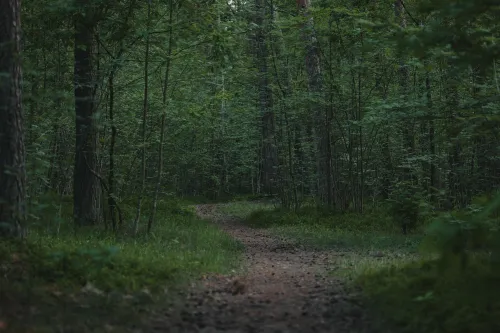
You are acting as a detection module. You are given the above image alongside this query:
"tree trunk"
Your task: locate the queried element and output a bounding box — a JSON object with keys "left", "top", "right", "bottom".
{"left": 0, "top": 0, "right": 26, "bottom": 238}
{"left": 149, "top": 0, "right": 174, "bottom": 233}
{"left": 106, "top": 0, "right": 136, "bottom": 231}
{"left": 426, "top": 70, "right": 438, "bottom": 203}
{"left": 298, "top": 1, "right": 331, "bottom": 206}
{"left": 446, "top": 70, "right": 466, "bottom": 207}
{"left": 394, "top": 0, "right": 415, "bottom": 182}
{"left": 255, "top": 0, "right": 277, "bottom": 195}
{"left": 108, "top": 71, "right": 117, "bottom": 230}
{"left": 134, "top": 0, "right": 151, "bottom": 234}
{"left": 74, "top": 2, "right": 101, "bottom": 226}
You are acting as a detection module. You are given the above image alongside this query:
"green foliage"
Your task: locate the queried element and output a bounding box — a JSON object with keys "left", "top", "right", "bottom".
{"left": 12, "top": 0, "right": 500, "bottom": 329}
{"left": 388, "top": 182, "right": 422, "bottom": 234}
{"left": 355, "top": 194, "right": 500, "bottom": 333}
{"left": 399, "top": 0, "right": 500, "bottom": 68}
{"left": 358, "top": 259, "right": 500, "bottom": 333}
{"left": 423, "top": 192, "right": 500, "bottom": 271}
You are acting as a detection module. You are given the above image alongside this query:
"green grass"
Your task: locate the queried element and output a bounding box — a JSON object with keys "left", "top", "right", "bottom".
{"left": 234, "top": 204, "right": 423, "bottom": 253}
{"left": 218, "top": 200, "right": 276, "bottom": 219}
{"left": 227, "top": 201, "right": 500, "bottom": 333}
{"left": 0, "top": 195, "right": 243, "bottom": 332}
{"left": 272, "top": 224, "right": 422, "bottom": 252}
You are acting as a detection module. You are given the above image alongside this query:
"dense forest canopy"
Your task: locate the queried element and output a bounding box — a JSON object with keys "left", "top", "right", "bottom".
{"left": 11, "top": 0, "right": 498, "bottom": 222}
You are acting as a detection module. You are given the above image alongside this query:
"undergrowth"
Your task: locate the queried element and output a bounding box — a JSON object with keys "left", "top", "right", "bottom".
{"left": 358, "top": 258, "right": 500, "bottom": 333}
{"left": 218, "top": 200, "right": 276, "bottom": 219}
{"left": 228, "top": 198, "right": 500, "bottom": 333}
{"left": 239, "top": 204, "right": 423, "bottom": 252}
{"left": 0, "top": 195, "right": 243, "bottom": 332}
{"left": 357, "top": 194, "right": 500, "bottom": 333}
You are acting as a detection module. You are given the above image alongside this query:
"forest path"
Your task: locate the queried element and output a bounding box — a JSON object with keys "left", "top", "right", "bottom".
{"left": 152, "top": 204, "right": 371, "bottom": 333}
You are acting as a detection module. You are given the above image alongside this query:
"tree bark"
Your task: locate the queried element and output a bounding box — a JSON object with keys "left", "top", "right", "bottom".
{"left": 74, "top": 2, "right": 101, "bottom": 226}
{"left": 0, "top": 0, "right": 26, "bottom": 239}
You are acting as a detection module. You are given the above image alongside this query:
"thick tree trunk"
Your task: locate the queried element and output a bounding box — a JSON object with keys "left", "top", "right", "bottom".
{"left": 0, "top": 0, "right": 26, "bottom": 238}
{"left": 74, "top": 3, "right": 101, "bottom": 226}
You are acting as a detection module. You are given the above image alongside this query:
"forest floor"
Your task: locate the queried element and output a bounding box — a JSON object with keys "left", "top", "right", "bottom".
{"left": 3, "top": 201, "right": 497, "bottom": 332}
{"left": 150, "top": 204, "right": 372, "bottom": 333}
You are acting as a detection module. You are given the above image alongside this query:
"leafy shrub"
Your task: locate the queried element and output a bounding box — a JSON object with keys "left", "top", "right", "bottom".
{"left": 387, "top": 182, "right": 422, "bottom": 235}
{"left": 423, "top": 193, "right": 500, "bottom": 271}
{"left": 358, "top": 258, "right": 500, "bottom": 333}
{"left": 358, "top": 192, "right": 500, "bottom": 333}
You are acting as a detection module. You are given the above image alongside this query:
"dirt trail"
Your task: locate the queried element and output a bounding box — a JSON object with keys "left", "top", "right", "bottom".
{"left": 152, "top": 204, "right": 371, "bottom": 333}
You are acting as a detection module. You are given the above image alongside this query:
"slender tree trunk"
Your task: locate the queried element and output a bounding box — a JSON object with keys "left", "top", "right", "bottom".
{"left": 149, "top": 0, "right": 174, "bottom": 233}
{"left": 394, "top": 0, "right": 414, "bottom": 182}
{"left": 255, "top": 0, "right": 277, "bottom": 195}
{"left": 48, "top": 41, "right": 71, "bottom": 196}
{"left": 134, "top": 0, "right": 151, "bottom": 234}
{"left": 377, "top": 58, "right": 392, "bottom": 200}
{"left": 298, "top": 1, "right": 330, "bottom": 206}
{"left": 381, "top": 133, "right": 392, "bottom": 199}
{"left": 108, "top": 71, "right": 117, "bottom": 230}
{"left": 357, "top": 59, "right": 364, "bottom": 213}
{"left": 268, "top": 2, "right": 298, "bottom": 208}
{"left": 446, "top": 70, "right": 466, "bottom": 207}
{"left": 0, "top": 0, "right": 26, "bottom": 238}
{"left": 103, "top": 0, "right": 136, "bottom": 231}
{"left": 74, "top": 1, "right": 100, "bottom": 227}
{"left": 425, "top": 69, "right": 437, "bottom": 203}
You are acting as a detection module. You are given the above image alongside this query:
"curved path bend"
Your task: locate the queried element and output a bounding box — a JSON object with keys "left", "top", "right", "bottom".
{"left": 151, "top": 204, "right": 372, "bottom": 333}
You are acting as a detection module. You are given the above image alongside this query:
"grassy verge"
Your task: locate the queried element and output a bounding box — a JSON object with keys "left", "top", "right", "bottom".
{"left": 227, "top": 201, "right": 500, "bottom": 333}
{"left": 233, "top": 203, "right": 422, "bottom": 253}
{"left": 217, "top": 200, "right": 276, "bottom": 219}
{"left": 0, "top": 196, "right": 242, "bottom": 332}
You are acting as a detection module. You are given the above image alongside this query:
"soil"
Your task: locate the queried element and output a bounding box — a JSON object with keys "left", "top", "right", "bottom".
{"left": 150, "top": 204, "right": 373, "bottom": 333}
